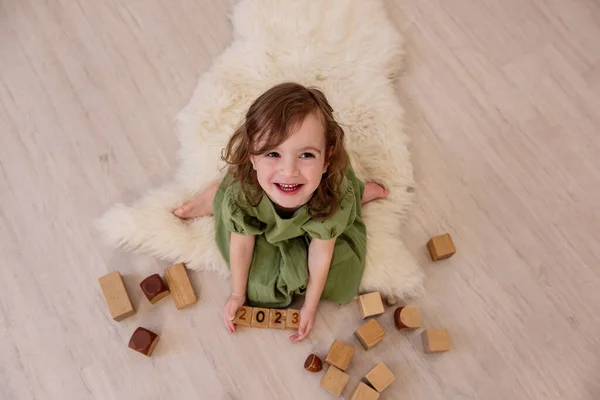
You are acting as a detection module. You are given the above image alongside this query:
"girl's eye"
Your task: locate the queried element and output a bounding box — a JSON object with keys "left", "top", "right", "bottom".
{"left": 300, "top": 153, "right": 315, "bottom": 159}
{"left": 265, "top": 152, "right": 280, "bottom": 158}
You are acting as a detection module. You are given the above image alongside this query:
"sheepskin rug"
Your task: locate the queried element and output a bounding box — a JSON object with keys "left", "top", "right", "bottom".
{"left": 98, "top": 0, "right": 423, "bottom": 299}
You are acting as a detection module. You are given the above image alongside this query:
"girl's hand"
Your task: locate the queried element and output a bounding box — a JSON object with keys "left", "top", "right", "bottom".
{"left": 289, "top": 305, "right": 318, "bottom": 342}
{"left": 224, "top": 292, "right": 246, "bottom": 333}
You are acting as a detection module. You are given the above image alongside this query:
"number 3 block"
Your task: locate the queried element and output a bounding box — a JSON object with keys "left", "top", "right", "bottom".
{"left": 251, "top": 307, "right": 270, "bottom": 328}
{"left": 286, "top": 308, "right": 300, "bottom": 329}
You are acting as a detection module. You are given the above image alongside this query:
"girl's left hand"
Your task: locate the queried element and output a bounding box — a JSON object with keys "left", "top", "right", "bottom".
{"left": 289, "top": 305, "right": 318, "bottom": 343}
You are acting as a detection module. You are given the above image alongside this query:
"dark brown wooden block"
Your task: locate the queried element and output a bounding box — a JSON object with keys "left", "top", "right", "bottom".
{"left": 394, "top": 306, "right": 422, "bottom": 329}
{"left": 140, "top": 274, "right": 169, "bottom": 304}
{"left": 128, "top": 327, "right": 159, "bottom": 357}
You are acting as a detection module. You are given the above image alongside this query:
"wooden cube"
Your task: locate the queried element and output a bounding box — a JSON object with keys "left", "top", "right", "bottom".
{"left": 320, "top": 365, "right": 349, "bottom": 397}
{"left": 233, "top": 306, "right": 252, "bottom": 327}
{"left": 365, "top": 362, "right": 396, "bottom": 392}
{"left": 422, "top": 329, "right": 451, "bottom": 353}
{"left": 286, "top": 308, "right": 301, "bottom": 329}
{"left": 357, "top": 292, "right": 384, "bottom": 319}
{"left": 394, "top": 306, "right": 422, "bottom": 329}
{"left": 355, "top": 319, "right": 386, "bottom": 350}
{"left": 427, "top": 233, "right": 456, "bottom": 261}
{"left": 140, "top": 274, "right": 170, "bottom": 304}
{"left": 325, "top": 340, "right": 355, "bottom": 371}
{"left": 251, "top": 307, "right": 270, "bottom": 328}
{"left": 98, "top": 271, "right": 135, "bottom": 321}
{"left": 128, "top": 327, "right": 159, "bottom": 357}
{"left": 164, "top": 263, "right": 197, "bottom": 309}
{"left": 269, "top": 309, "right": 287, "bottom": 329}
{"left": 350, "top": 382, "right": 380, "bottom": 400}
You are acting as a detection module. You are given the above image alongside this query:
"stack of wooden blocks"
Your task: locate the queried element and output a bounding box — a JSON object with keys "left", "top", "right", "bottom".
{"left": 98, "top": 263, "right": 198, "bottom": 357}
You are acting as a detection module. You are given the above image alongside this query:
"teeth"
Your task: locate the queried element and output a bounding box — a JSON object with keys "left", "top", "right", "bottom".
{"left": 277, "top": 183, "right": 301, "bottom": 191}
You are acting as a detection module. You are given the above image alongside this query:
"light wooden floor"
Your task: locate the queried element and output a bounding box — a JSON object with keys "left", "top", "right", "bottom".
{"left": 1, "top": 0, "right": 599, "bottom": 399}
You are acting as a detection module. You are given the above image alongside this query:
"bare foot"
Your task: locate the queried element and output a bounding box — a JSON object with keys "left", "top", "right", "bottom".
{"left": 173, "top": 183, "right": 219, "bottom": 219}
{"left": 361, "top": 182, "right": 389, "bottom": 205}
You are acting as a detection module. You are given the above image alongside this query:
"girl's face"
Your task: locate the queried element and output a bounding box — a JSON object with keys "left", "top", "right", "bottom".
{"left": 250, "top": 113, "right": 328, "bottom": 210}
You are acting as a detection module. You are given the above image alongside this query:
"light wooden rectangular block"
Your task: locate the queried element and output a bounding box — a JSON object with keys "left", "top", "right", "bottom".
{"left": 233, "top": 306, "right": 252, "bottom": 326}
{"left": 365, "top": 362, "right": 396, "bottom": 393}
{"left": 355, "top": 319, "right": 386, "bottom": 350}
{"left": 427, "top": 233, "right": 456, "bottom": 261}
{"left": 350, "top": 382, "right": 380, "bottom": 400}
{"left": 98, "top": 271, "right": 135, "bottom": 321}
{"left": 325, "top": 340, "right": 355, "bottom": 371}
{"left": 164, "top": 263, "right": 197, "bottom": 309}
{"left": 357, "top": 292, "right": 384, "bottom": 319}
{"left": 286, "top": 308, "right": 300, "bottom": 329}
{"left": 251, "top": 307, "right": 270, "bottom": 328}
{"left": 269, "top": 309, "right": 286, "bottom": 329}
{"left": 422, "top": 329, "right": 452, "bottom": 353}
{"left": 320, "top": 365, "right": 349, "bottom": 397}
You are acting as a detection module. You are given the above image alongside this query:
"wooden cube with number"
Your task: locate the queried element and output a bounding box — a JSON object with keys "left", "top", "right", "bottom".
{"left": 365, "top": 363, "right": 395, "bottom": 392}
{"left": 269, "top": 309, "right": 286, "bottom": 329}
{"left": 251, "top": 307, "right": 270, "bottom": 328}
{"left": 233, "top": 306, "right": 253, "bottom": 327}
{"left": 286, "top": 308, "right": 300, "bottom": 329}
{"left": 350, "top": 382, "right": 380, "bottom": 400}
{"left": 320, "top": 365, "right": 349, "bottom": 397}
{"left": 355, "top": 319, "right": 386, "bottom": 350}
{"left": 357, "top": 292, "right": 385, "bottom": 319}
{"left": 325, "top": 340, "right": 355, "bottom": 371}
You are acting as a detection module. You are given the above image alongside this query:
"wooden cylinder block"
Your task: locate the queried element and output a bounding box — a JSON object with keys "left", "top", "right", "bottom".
{"left": 394, "top": 306, "right": 421, "bottom": 329}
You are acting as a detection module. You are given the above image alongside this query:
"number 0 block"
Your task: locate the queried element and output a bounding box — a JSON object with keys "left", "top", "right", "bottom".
{"left": 286, "top": 308, "right": 300, "bottom": 329}
{"left": 269, "top": 309, "right": 287, "bottom": 329}
{"left": 233, "top": 306, "right": 252, "bottom": 326}
{"left": 251, "top": 307, "right": 270, "bottom": 328}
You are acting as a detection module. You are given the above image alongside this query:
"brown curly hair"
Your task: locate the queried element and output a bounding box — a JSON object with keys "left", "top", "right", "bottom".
{"left": 221, "top": 82, "right": 349, "bottom": 220}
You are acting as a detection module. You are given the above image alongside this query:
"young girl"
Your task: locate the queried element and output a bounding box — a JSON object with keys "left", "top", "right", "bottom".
{"left": 174, "top": 82, "right": 388, "bottom": 342}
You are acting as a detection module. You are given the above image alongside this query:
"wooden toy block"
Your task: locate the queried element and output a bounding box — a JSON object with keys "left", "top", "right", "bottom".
{"left": 320, "top": 365, "right": 349, "bottom": 397}
{"left": 350, "top": 382, "right": 380, "bottom": 400}
{"left": 385, "top": 295, "right": 398, "bottom": 307}
{"left": 355, "top": 319, "right": 386, "bottom": 350}
{"left": 394, "top": 306, "right": 421, "bottom": 329}
{"left": 233, "top": 306, "right": 253, "bottom": 326}
{"left": 427, "top": 233, "right": 456, "bottom": 261}
{"left": 325, "top": 340, "right": 355, "bottom": 371}
{"left": 269, "top": 309, "right": 287, "bottom": 329}
{"left": 422, "top": 329, "right": 451, "bottom": 353}
{"left": 140, "top": 274, "right": 169, "bottom": 304}
{"left": 286, "top": 308, "right": 301, "bottom": 329}
{"left": 251, "top": 307, "right": 270, "bottom": 328}
{"left": 98, "top": 271, "right": 135, "bottom": 321}
{"left": 128, "top": 327, "right": 159, "bottom": 357}
{"left": 365, "top": 362, "right": 396, "bottom": 392}
{"left": 357, "top": 292, "right": 384, "bottom": 319}
{"left": 304, "top": 354, "right": 323, "bottom": 372}
{"left": 164, "top": 263, "right": 197, "bottom": 309}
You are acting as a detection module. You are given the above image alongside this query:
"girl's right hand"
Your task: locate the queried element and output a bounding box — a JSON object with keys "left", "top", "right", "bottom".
{"left": 224, "top": 292, "right": 246, "bottom": 333}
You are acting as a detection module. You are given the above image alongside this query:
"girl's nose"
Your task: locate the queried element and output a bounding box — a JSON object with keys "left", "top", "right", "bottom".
{"left": 281, "top": 158, "right": 300, "bottom": 177}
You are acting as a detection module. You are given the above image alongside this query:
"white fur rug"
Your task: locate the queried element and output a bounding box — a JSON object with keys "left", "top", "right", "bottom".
{"left": 98, "top": 0, "right": 423, "bottom": 299}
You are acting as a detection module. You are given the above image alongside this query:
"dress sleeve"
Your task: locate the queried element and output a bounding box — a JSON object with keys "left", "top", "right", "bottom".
{"left": 221, "top": 185, "right": 266, "bottom": 236}
{"left": 302, "top": 177, "right": 357, "bottom": 240}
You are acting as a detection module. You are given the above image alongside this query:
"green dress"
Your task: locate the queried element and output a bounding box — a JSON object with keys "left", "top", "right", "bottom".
{"left": 214, "top": 167, "right": 366, "bottom": 308}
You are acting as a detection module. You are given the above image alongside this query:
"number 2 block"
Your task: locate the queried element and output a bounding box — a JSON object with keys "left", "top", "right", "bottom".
{"left": 233, "top": 306, "right": 252, "bottom": 326}
{"left": 251, "top": 307, "right": 270, "bottom": 328}
{"left": 269, "top": 309, "right": 287, "bottom": 329}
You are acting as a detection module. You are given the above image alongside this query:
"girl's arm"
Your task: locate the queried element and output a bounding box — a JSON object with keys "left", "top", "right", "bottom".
{"left": 304, "top": 237, "right": 336, "bottom": 308}
{"left": 290, "top": 237, "right": 336, "bottom": 342}
{"left": 230, "top": 231, "right": 255, "bottom": 296}
{"left": 224, "top": 232, "right": 255, "bottom": 333}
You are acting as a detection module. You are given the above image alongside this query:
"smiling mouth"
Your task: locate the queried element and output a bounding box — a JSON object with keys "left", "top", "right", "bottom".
{"left": 275, "top": 183, "right": 303, "bottom": 194}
